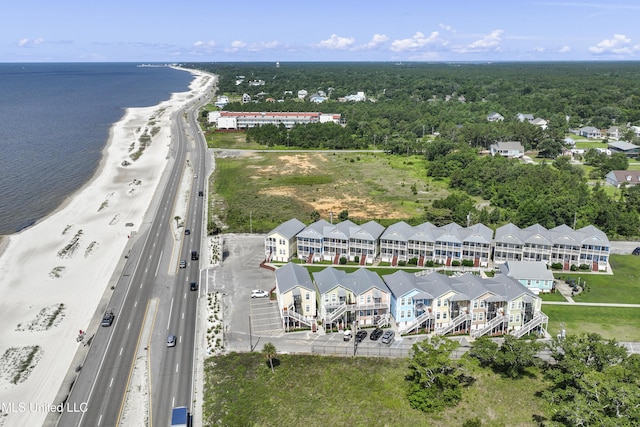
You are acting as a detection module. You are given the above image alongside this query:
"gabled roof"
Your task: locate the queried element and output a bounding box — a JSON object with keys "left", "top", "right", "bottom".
{"left": 435, "top": 223, "right": 464, "bottom": 243}
{"left": 500, "top": 261, "right": 554, "bottom": 281}
{"left": 357, "top": 220, "right": 385, "bottom": 241}
{"left": 576, "top": 225, "right": 610, "bottom": 246}
{"left": 275, "top": 262, "right": 314, "bottom": 293}
{"left": 462, "top": 223, "right": 493, "bottom": 244}
{"left": 341, "top": 268, "right": 389, "bottom": 295}
{"left": 313, "top": 267, "right": 347, "bottom": 294}
{"left": 382, "top": 270, "right": 419, "bottom": 297}
{"left": 495, "top": 223, "right": 526, "bottom": 243}
{"left": 492, "top": 141, "right": 524, "bottom": 151}
{"left": 606, "top": 170, "right": 640, "bottom": 184}
{"left": 268, "top": 218, "right": 306, "bottom": 240}
{"left": 297, "top": 219, "right": 331, "bottom": 239}
{"left": 380, "top": 221, "right": 413, "bottom": 242}
{"left": 323, "top": 220, "right": 357, "bottom": 241}
{"left": 409, "top": 222, "right": 438, "bottom": 243}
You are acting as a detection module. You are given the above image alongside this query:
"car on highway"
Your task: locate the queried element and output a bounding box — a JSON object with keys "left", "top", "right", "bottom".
{"left": 179, "top": 260, "right": 186, "bottom": 268}
{"left": 185, "top": 229, "right": 190, "bottom": 235}
{"left": 101, "top": 311, "right": 114, "bottom": 327}
{"left": 198, "top": 190, "right": 204, "bottom": 196}
{"left": 369, "top": 328, "right": 384, "bottom": 341}
{"left": 381, "top": 330, "right": 395, "bottom": 344}
{"left": 355, "top": 330, "right": 368, "bottom": 342}
{"left": 251, "top": 289, "right": 269, "bottom": 298}
{"left": 190, "top": 282, "right": 198, "bottom": 291}
{"left": 167, "top": 334, "right": 177, "bottom": 347}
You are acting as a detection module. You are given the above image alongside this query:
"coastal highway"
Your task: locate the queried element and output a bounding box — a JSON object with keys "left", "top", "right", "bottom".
{"left": 58, "top": 85, "right": 212, "bottom": 426}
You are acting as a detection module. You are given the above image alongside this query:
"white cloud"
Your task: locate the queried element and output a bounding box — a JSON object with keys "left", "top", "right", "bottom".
{"left": 589, "top": 34, "right": 640, "bottom": 54}
{"left": 194, "top": 40, "right": 216, "bottom": 48}
{"left": 439, "top": 24, "right": 455, "bottom": 33}
{"left": 558, "top": 45, "right": 571, "bottom": 53}
{"left": 317, "top": 34, "right": 355, "bottom": 50}
{"left": 363, "top": 34, "right": 388, "bottom": 49}
{"left": 468, "top": 30, "right": 503, "bottom": 50}
{"left": 390, "top": 31, "right": 441, "bottom": 52}
{"left": 17, "top": 38, "right": 44, "bottom": 48}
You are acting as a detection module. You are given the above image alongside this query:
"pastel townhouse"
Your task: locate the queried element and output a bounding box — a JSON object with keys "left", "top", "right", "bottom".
{"left": 548, "top": 224, "right": 582, "bottom": 270}
{"left": 274, "top": 263, "right": 317, "bottom": 331}
{"left": 575, "top": 225, "right": 610, "bottom": 271}
{"left": 296, "top": 219, "right": 331, "bottom": 263}
{"left": 264, "top": 218, "right": 306, "bottom": 262}
{"left": 384, "top": 270, "right": 546, "bottom": 338}
{"left": 314, "top": 267, "right": 391, "bottom": 330}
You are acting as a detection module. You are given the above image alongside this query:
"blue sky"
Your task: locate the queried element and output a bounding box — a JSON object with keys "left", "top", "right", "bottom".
{"left": 4, "top": 1, "right": 640, "bottom": 62}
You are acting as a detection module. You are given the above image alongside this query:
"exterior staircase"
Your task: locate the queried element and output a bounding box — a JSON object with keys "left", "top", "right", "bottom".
{"left": 325, "top": 304, "right": 348, "bottom": 325}
{"left": 434, "top": 313, "right": 471, "bottom": 336}
{"left": 510, "top": 312, "right": 548, "bottom": 338}
{"left": 471, "top": 314, "right": 508, "bottom": 338}
{"left": 285, "top": 305, "right": 315, "bottom": 328}
{"left": 398, "top": 310, "right": 435, "bottom": 334}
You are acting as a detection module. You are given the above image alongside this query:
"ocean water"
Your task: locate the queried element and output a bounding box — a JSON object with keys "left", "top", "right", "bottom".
{"left": 0, "top": 63, "right": 194, "bottom": 235}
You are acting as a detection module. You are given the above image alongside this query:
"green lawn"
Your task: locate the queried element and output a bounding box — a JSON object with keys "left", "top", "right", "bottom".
{"left": 203, "top": 352, "right": 551, "bottom": 427}
{"left": 543, "top": 305, "right": 640, "bottom": 341}
{"left": 554, "top": 255, "right": 640, "bottom": 304}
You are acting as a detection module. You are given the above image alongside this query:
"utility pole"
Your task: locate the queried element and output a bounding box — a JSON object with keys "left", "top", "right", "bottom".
{"left": 250, "top": 211, "right": 253, "bottom": 233}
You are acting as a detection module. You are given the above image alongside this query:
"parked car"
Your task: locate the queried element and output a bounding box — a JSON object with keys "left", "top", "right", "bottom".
{"left": 101, "top": 311, "right": 114, "bottom": 327}
{"left": 369, "top": 328, "right": 384, "bottom": 341}
{"left": 190, "top": 282, "right": 198, "bottom": 291}
{"left": 167, "top": 334, "right": 177, "bottom": 347}
{"left": 355, "top": 330, "right": 368, "bottom": 342}
{"left": 343, "top": 330, "right": 352, "bottom": 341}
{"left": 179, "top": 260, "right": 186, "bottom": 268}
{"left": 251, "top": 289, "right": 269, "bottom": 298}
{"left": 381, "top": 330, "right": 395, "bottom": 344}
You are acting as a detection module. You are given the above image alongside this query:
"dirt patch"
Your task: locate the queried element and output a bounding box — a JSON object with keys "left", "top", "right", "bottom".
{"left": 250, "top": 153, "right": 327, "bottom": 177}
{"left": 261, "top": 187, "right": 405, "bottom": 220}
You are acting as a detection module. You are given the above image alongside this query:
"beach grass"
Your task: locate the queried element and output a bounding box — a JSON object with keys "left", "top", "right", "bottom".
{"left": 203, "top": 352, "right": 551, "bottom": 427}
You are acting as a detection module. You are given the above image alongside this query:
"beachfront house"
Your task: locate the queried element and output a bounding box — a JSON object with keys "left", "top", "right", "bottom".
{"left": 264, "top": 218, "right": 306, "bottom": 262}
{"left": 274, "top": 263, "right": 316, "bottom": 331}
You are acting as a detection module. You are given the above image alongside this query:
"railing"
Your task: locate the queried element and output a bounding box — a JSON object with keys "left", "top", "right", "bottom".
{"left": 471, "top": 314, "right": 507, "bottom": 338}
{"left": 376, "top": 314, "right": 390, "bottom": 328}
{"left": 284, "top": 306, "right": 315, "bottom": 328}
{"left": 325, "top": 304, "right": 347, "bottom": 324}
{"left": 398, "top": 310, "right": 435, "bottom": 334}
{"left": 510, "top": 312, "right": 549, "bottom": 338}
{"left": 434, "top": 313, "right": 471, "bottom": 336}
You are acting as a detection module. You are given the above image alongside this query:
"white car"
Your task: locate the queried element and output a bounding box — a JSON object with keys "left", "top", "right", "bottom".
{"left": 251, "top": 289, "right": 269, "bottom": 298}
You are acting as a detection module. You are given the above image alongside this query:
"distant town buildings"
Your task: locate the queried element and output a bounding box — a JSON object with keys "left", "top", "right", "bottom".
{"left": 207, "top": 111, "right": 343, "bottom": 130}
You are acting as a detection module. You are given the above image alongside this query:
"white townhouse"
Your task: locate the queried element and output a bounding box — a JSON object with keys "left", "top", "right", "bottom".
{"left": 264, "top": 218, "right": 306, "bottom": 262}
{"left": 383, "top": 270, "right": 546, "bottom": 338}
{"left": 433, "top": 223, "right": 464, "bottom": 266}
{"left": 274, "top": 263, "right": 316, "bottom": 331}
{"left": 209, "top": 111, "right": 342, "bottom": 130}
{"left": 494, "top": 223, "right": 610, "bottom": 271}
{"left": 322, "top": 220, "right": 355, "bottom": 263}
{"left": 348, "top": 220, "right": 385, "bottom": 265}
{"left": 461, "top": 223, "right": 493, "bottom": 267}
{"left": 379, "top": 221, "right": 413, "bottom": 264}
{"left": 297, "top": 219, "right": 331, "bottom": 263}
{"left": 407, "top": 222, "right": 438, "bottom": 266}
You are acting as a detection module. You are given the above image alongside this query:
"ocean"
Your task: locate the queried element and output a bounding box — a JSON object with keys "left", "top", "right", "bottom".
{"left": 0, "top": 63, "right": 194, "bottom": 235}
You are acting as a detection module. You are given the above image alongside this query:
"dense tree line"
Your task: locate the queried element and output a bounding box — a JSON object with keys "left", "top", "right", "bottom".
{"left": 409, "top": 333, "right": 640, "bottom": 425}
{"left": 188, "top": 62, "right": 640, "bottom": 237}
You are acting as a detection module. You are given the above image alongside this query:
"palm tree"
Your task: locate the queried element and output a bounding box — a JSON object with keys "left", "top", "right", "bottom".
{"left": 262, "top": 342, "right": 277, "bottom": 373}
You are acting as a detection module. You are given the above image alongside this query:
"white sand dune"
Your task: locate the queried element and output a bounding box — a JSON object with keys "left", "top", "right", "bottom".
{"left": 0, "top": 67, "right": 213, "bottom": 426}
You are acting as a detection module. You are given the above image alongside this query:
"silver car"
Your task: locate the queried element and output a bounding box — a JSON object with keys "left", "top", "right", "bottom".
{"left": 167, "top": 334, "right": 177, "bottom": 347}
{"left": 381, "top": 330, "right": 395, "bottom": 344}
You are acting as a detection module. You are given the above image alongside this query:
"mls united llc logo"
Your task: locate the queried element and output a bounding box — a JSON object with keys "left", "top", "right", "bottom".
{"left": 0, "top": 402, "right": 88, "bottom": 413}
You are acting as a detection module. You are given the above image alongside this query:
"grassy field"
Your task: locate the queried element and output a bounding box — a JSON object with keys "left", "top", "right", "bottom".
{"left": 543, "top": 305, "right": 640, "bottom": 341}
{"left": 210, "top": 151, "right": 451, "bottom": 233}
{"left": 203, "top": 352, "right": 552, "bottom": 427}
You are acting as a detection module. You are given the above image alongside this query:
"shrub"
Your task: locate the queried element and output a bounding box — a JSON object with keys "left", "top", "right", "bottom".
{"left": 339, "top": 256, "right": 347, "bottom": 265}
{"left": 551, "top": 262, "right": 563, "bottom": 270}
{"left": 398, "top": 260, "right": 406, "bottom": 266}
{"left": 451, "top": 260, "right": 461, "bottom": 267}
{"left": 425, "top": 260, "right": 435, "bottom": 267}
{"left": 408, "top": 257, "right": 418, "bottom": 265}
{"left": 461, "top": 259, "right": 474, "bottom": 267}
{"left": 578, "top": 263, "right": 591, "bottom": 270}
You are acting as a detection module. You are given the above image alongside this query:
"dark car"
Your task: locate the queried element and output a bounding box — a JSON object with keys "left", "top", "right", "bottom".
{"left": 355, "top": 330, "right": 368, "bottom": 342}
{"left": 633, "top": 247, "right": 640, "bottom": 256}
{"left": 190, "top": 282, "right": 198, "bottom": 291}
{"left": 101, "top": 311, "right": 114, "bottom": 327}
{"left": 369, "top": 328, "right": 383, "bottom": 341}
{"left": 185, "top": 229, "right": 190, "bottom": 235}
{"left": 198, "top": 190, "right": 204, "bottom": 196}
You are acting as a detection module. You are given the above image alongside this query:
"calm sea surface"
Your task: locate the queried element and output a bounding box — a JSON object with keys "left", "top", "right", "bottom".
{"left": 0, "top": 63, "right": 194, "bottom": 235}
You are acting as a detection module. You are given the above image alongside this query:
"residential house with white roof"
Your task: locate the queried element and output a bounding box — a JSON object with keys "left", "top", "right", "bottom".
{"left": 274, "top": 263, "right": 317, "bottom": 330}
{"left": 461, "top": 223, "right": 493, "bottom": 267}
{"left": 265, "top": 218, "right": 306, "bottom": 262}
{"left": 608, "top": 140, "right": 640, "bottom": 157}
{"left": 487, "top": 112, "right": 504, "bottom": 122}
{"left": 348, "top": 220, "right": 385, "bottom": 265}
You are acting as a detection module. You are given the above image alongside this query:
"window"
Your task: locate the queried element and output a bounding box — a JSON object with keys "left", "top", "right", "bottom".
{"left": 472, "top": 313, "right": 477, "bottom": 321}
{"left": 443, "top": 312, "right": 447, "bottom": 319}
{"left": 479, "top": 312, "right": 484, "bottom": 321}
{"left": 400, "top": 310, "right": 405, "bottom": 319}
{"left": 436, "top": 312, "right": 441, "bottom": 320}
{"left": 306, "top": 292, "right": 310, "bottom": 300}
{"left": 305, "top": 305, "right": 310, "bottom": 313}
{"left": 473, "top": 300, "right": 478, "bottom": 309}
{"left": 437, "top": 299, "right": 441, "bottom": 307}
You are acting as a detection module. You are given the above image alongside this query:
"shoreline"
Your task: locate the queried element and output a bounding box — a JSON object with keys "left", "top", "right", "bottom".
{"left": 0, "top": 66, "right": 213, "bottom": 426}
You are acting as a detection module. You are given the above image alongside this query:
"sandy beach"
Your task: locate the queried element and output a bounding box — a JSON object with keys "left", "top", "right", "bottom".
{"left": 0, "top": 67, "right": 213, "bottom": 426}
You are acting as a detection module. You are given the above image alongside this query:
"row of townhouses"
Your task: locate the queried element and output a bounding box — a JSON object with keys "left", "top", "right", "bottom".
{"left": 207, "top": 111, "right": 343, "bottom": 130}
{"left": 265, "top": 219, "right": 610, "bottom": 272}
{"left": 274, "top": 262, "right": 548, "bottom": 338}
